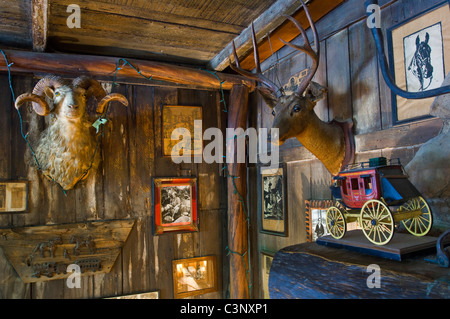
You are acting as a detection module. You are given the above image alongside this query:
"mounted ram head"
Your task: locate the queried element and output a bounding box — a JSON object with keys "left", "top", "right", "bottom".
{"left": 15, "top": 75, "right": 128, "bottom": 190}
{"left": 230, "top": 0, "right": 354, "bottom": 176}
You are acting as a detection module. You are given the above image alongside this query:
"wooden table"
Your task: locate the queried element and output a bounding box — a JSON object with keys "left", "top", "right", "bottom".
{"left": 269, "top": 232, "right": 449, "bottom": 299}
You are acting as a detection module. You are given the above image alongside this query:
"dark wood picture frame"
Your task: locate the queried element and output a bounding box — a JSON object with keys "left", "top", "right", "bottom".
{"left": 172, "top": 255, "right": 217, "bottom": 299}
{"left": 260, "top": 165, "right": 288, "bottom": 237}
{"left": 153, "top": 177, "right": 198, "bottom": 235}
{"left": 387, "top": 1, "right": 449, "bottom": 125}
{"left": 0, "top": 181, "right": 28, "bottom": 213}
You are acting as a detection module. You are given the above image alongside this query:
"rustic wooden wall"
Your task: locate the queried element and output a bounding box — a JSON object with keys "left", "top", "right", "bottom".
{"left": 0, "top": 74, "right": 228, "bottom": 299}
{"left": 248, "top": 0, "right": 447, "bottom": 298}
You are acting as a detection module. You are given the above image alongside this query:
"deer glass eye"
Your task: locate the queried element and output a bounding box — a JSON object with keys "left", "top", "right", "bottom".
{"left": 272, "top": 110, "right": 276, "bottom": 116}
{"left": 293, "top": 105, "right": 301, "bottom": 113}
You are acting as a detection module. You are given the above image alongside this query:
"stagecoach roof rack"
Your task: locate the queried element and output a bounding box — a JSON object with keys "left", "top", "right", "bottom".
{"left": 341, "top": 157, "right": 402, "bottom": 172}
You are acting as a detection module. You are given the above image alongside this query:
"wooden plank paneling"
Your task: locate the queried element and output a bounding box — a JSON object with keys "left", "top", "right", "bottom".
{"left": 326, "top": 28, "right": 352, "bottom": 122}
{"left": 0, "top": 0, "right": 32, "bottom": 49}
{"left": 349, "top": 19, "right": 381, "bottom": 135}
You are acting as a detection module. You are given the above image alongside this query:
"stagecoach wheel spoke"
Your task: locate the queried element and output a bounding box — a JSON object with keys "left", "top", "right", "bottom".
{"left": 400, "top": 197, "right": 432, "bottom": 236}
{"left": 326, "top": 207, "right": 346, "bottom": 240}
{"left": 360, "top": 200, "right": 394, "bottom": 245}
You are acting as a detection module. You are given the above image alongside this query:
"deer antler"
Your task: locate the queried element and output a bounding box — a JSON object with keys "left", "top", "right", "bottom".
{"left": 229, "top": 0, "right": 319, "bottom": 102}
{"left": 229, "top": 23, "right": 282, "bottom": 101}
{"left": 281, "top": 0, "right": 320, "bottom": 97}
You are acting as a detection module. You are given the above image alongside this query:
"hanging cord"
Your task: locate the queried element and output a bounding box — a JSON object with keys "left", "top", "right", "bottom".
{"left": 201, "top": 69, "right": 228, "bottom": 113}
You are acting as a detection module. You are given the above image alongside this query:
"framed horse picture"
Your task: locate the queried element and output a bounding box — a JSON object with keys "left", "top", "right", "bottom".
{"left": 387, "top": 1, "right": 449, "bottom": 124}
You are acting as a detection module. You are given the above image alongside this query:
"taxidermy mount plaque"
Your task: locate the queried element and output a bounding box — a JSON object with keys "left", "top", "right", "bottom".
{"left": 0, "top": 219, "right": 134, "bottom": 283}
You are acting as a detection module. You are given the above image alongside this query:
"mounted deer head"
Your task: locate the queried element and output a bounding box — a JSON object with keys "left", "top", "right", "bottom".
{"left": 230, "top": 0, "right": 354, "bottom": 176}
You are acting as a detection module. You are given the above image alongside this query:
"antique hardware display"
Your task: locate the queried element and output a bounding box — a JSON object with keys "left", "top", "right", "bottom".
{"left": 0, "top": 219, "right": 134, "bottom": 283}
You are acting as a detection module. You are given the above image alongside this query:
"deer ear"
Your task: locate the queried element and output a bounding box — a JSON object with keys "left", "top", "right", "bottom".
{"left": 257, "top": 87, "right": 278, "bottom": 109}
{"left": 305, "top": 81, "right": 327, "bottom": 104}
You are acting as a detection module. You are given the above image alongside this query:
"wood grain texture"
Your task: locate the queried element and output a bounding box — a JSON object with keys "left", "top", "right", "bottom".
{"left": 0, "top": 50, "right": 255, "bottom": 92}
{"left": 31, "top": 0, "right": 48, "bottom": 52}
{"left": 0, "top": 219, "right": 135, "bottom": 284}
{"left": 226, "top": 85, "right": 249, "bottom": 299}
{"left": 270, "top": 242, "right": 449, "bottom": 299}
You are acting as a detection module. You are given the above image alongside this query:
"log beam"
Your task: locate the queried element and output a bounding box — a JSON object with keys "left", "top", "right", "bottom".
{"left": 0, "top": 50, "right": 255, "bottom": 91}
{"left": 226, "top": 84, "right": 250, "bottom": 299}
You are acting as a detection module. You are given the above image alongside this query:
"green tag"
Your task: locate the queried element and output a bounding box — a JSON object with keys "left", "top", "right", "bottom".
{"left": 92, "top": 118, "right": 108, "bottom": 133}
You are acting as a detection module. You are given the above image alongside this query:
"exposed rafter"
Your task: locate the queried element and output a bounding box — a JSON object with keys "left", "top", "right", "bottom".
{"left": 31, "top": 0, "right": 48, "bottom": 52}
{"left": 209, "top": 0, "right": 343, "bottom": 72}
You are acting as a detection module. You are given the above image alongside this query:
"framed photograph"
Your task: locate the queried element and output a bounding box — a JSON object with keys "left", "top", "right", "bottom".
{"left": 305, "top": 200, "right": 360, "bottom": 242}
{"left": 388, "top": 1, "right": 449, "bottom": 124}
{"left": 0, "top": 181, "right": 28, "bottom": 213}
{"left": 260, "top": 166, "right": 287, "bottom": 236}
{"left": 172, "top": 255, "right": 217, "bottom": 299}
{"left": 153, "top": 177, "right": 198, "bottom": 235}
{"left": 260, "top": 250, "right": 275, "bottom": 299}
{"left": 162, "top": 105, "right": 202, "bottom": 157}
{"left": 305, "top": 200, "right": 334, "bottom": 242}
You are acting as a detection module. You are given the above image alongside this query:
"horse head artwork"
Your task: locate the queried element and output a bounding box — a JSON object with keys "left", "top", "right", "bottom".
{"left": 408, "top": 32, "right": 434, "bottom": 91}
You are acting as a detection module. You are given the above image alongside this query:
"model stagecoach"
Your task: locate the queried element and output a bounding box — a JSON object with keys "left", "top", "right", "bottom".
{"left": 327, "top": 157, "right": 432, "bottom": 246}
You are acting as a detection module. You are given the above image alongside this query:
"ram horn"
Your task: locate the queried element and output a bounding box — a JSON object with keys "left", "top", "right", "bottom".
{"left": 72, "top": 76, "right": 107, "bottom": 101}
{"left": 72, "top": 76, "right": 128, "bottom": 114}
{"left": 15, "top": 93, "right": 50, "bottom": 116}
{"left": 96, "top": 93, "right": 129, "bottom": 115}
{"left": 15, "top": 75, "right": 66, "bottom": 116}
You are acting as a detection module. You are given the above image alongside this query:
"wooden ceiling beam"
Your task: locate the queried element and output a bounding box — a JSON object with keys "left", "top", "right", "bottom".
{"left": 0, "top": 49, "right": 255, "bottom": 91}
{"left": 31, "top": 0, "right": 48, "bottom": 52}
{"left": 209, "top": 0, "right": 344, "bottom": 71}
{"left": 208, "top": 0, "right": 302, "bottom": 71}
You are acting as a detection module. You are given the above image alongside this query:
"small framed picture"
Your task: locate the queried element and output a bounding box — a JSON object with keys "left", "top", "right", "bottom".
{"left": 162, "top": 105, "right": 203, "bottom": 158}
{"left": 305, "top": 200, "right": 360, "bottom": 242}
{"left": 0, "top": 181, "right": 28, "bottom": 213}
{"left": 387, "top": 1, "right": 449, "bottom": 124}
{"left": 172, "top": 255, "right": 217, "bottom": 299}
{"left": 305, "top": 200, "right": 335, "bottom": 242}
{"left": 260, "top": 250, "right": 275, "bottom": 299}
{"left": 153, "top": 177, "right": 198, "bottom": 235}
{"left": 260, "top": 166, "right": 287, "bottom": 236}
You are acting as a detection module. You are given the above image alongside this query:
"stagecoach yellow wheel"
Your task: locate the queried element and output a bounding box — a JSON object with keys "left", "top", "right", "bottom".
{"left": 400, "top": 196, "right": 433, "bottom": 237}
{"left": 326, "top": 206, "right": 346, "bottom": 240}
{"left": 360, "top": 200, "right": 395, "bottom": 246}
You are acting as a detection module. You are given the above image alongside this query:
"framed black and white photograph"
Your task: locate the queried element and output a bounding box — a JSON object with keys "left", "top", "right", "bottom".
{"left": 388, "top": 1, "right": 449, "bottom": 124}
{"left": 260, "top": 167, "right": 287, "bottom": 236}
{"left": 153, "top": 177, "right": 198, "bottom": 235}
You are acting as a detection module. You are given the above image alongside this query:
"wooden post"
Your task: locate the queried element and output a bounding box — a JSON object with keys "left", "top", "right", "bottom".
{"left": 226, "top": 84, "right": 250, "bottom": 299}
